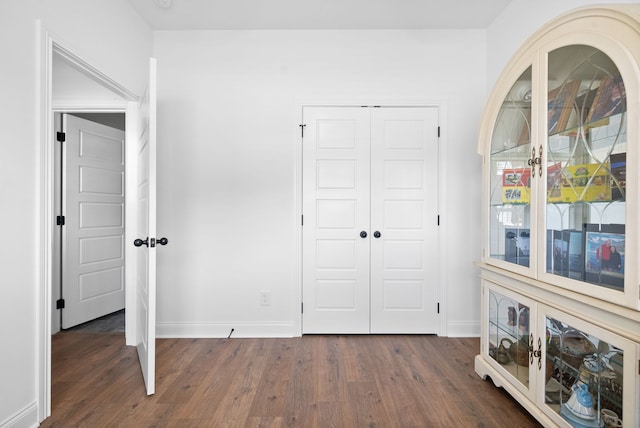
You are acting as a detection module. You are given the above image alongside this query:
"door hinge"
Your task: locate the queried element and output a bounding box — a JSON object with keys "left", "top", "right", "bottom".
{"left": 301, "top": 302, "right": 304, "bottom": 313}
{"left": 437, "top": 126, "right": 440, "bottom": 138}
{"left": 299, "top": 124, "right": 306, "bottom": 138}
{"left": 301, "top": 215, "right": 303, "bottom": 226}
{"left": 56, "top": 131, "right": 66, "bottom": 142}
{"left": 56, "top": 215, "right": 65, "bottom": 226}
{"left": 437, "top": 303, "right": 440, "bottom": 314}
{"left": 56, "top": 298, "right": 65, "bottom": 309}
{"left": 437, "top": 215, "right": 440, "bottom": 226}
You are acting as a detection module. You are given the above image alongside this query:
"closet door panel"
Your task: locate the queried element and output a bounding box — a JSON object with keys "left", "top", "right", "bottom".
{"left": 302, "top": 106, "right": 371, "bottom": 334}
{"left": 370, "top": 107, "right": 440, "bottom": 334}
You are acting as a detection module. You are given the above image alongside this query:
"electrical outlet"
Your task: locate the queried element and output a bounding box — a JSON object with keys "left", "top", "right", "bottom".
{"left": 259, "top": 291, "right": 271, "bottom": 306}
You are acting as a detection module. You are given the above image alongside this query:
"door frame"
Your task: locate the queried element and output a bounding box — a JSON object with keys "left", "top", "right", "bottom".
{"left": 294, "top": 100, "right": 449, "bottom": 337}
{"left": 36, "top": 24, "right": 139, "bottom": 421}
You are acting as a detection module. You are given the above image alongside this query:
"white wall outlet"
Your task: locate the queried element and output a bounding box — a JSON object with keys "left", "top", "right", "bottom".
{"left": 259, "top": 291, "right": 271, "bottom": 306}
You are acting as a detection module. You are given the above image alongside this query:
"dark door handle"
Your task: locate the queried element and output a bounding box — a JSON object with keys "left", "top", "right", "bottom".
{"left": 134, "top": 237, "right": 168, "bottom": 247}
{"left": 134, "top": 238, "right": 149, "bottom": 247}
{"left": 373, "top": 231, "right": 381, "bottom": 238}
{"left": 360, "top": 231, "right": 367, "bottom": 239}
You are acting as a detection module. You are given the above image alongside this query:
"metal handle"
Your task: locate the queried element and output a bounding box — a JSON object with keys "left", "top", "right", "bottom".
{"left": 530, "top": 146, "right": 536, "bottom": 175}
{"left": 538, "top": 144, "right": 543, "bottom": 177}
{"left": 528, "top": 146, "right": 543, "bottom": 178}
{"left": 134, "top": 237, "right": 168, "bottom": 247}
{"left": 373, "top": 231, "right": 381, "bottom": 238}
{"left": 534, "top": 336, "right": 543, "bottom": 370}
{"left": 529, "top": 334, "right": 542, "bottom": 370}
{"left": 360, "top": 231, "right": 367, "bottom": 239}
{"left": 134, "top": 238, "right": 148, "bottom": 247}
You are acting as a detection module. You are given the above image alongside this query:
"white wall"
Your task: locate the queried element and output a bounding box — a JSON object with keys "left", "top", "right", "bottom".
{"left": 0, "top": 1, "right": 152, "bottom": 426}
{"left": 154, "top": 29, "right": 487, "bottom": 338}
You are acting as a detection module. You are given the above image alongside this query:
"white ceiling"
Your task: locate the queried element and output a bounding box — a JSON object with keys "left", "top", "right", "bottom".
{"left": 127, "top": 0, "right": 512, "bottom": 30}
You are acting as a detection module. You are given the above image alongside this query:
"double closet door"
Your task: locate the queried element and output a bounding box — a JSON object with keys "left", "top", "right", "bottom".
{"left": 302, "top": 106, "right": 440, "bottom": 334}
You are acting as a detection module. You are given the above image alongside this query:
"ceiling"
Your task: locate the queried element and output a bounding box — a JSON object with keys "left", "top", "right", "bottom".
{"left": 127, "top": 0, "right": 512, "bottom": 31}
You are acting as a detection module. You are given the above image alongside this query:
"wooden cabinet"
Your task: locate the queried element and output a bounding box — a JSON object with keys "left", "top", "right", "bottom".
{"left": 475, "top": 6, "right": 640, "bottom": 427}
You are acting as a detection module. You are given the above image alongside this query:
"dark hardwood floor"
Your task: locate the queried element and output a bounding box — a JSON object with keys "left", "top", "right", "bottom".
{"left": 42, "top": 332, "right": 542, "bottom": 427}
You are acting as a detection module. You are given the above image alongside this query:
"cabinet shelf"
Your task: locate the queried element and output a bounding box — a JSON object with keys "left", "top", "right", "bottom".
{"left": 548, "top": 355, "right": 623, "bottom": 410}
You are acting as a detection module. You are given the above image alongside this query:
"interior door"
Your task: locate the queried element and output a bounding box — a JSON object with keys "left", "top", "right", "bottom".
{"left": 135, "top": 58, "right": 158, "bottom": 395}
{"left": 61, "top": 114, "right": 126, "bottom": 328}
{"left": 302, "top": 106, "right": 440, "bottom": 334}
{"left": 302, "top": 106, "right": 371, "bottom": 334}
{"left": 369, "top": 107, "right": 440, "bottom": 333}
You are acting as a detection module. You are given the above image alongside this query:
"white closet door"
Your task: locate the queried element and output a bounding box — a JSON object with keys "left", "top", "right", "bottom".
{"left": 370, "top": 107, "right": 440, "bottom": 334}
{"left": 302, "top": 106, "right": 371, "bottom": 334}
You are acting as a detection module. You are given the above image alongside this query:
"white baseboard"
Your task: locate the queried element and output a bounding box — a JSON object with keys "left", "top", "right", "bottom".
{"left": 446, "top": 321, "right": 480, "bottom": 337}
{"left": 156, "top": 322, "right": 296, "bottom": 338}
{"left": 157, "top": 321, "right": 479, "bottom": 339}
{"left": 0, "top": 402, "right": 38, "bottom": 428}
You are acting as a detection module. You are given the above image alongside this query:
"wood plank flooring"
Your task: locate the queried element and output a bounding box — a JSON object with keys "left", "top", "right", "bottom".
{"left": 42, "top": 333, "right": 542, "bottom": 427}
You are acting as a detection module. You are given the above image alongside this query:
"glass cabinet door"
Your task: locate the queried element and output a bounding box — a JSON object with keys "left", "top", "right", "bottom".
{"left": 545, "top": 45, "right": 627, "bottom": 291}
{"left": 487, "top": 285, "right": 534, "bottom": 395}
{"left": 541, "top": 306, "right": 635, "bottom": 427}
{"left": 489, "top": 67, "right": 533, "bottom": 268}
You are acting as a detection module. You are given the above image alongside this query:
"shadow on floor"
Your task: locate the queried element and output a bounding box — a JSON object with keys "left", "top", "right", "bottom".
{"left": 64, "top": 309, "right": 124, "bottom": 333}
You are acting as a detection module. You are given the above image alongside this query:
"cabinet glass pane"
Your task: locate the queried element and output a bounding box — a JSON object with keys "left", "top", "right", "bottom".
{"left": 545, "top": 316, "right": 623, "bottom": 427}
{"left": 488, "top": 289, "right": 530, "bottom": 389}
{"left": 546, "top": 46, "right": 626, "bottom": 291}
{"left": 489, "top": 67, "right": 532, "bottom": 266}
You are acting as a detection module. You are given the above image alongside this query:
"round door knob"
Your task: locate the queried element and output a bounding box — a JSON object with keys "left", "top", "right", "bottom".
{"left": 134, "top": 238, "right": 148, "bottom": 247}
{"left": 373, "top": 231, "right": 381, "bottom": 238}
{"left": 360, "top": 231, "right": 367, "bottom": 239}
{"left": 157, "top": 237, "right": 169, "bottom": 246}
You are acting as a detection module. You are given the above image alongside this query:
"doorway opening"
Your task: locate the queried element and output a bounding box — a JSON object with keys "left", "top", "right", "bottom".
{"left": 39, "top": 32, "right": 140, "bottom": 421}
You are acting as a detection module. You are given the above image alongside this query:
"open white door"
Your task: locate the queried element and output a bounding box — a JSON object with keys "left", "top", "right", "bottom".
{"left": 61, "top": 114, "right": 126, "bottom": 328}
{"left": 134, "top": 58, "right": 159, "bottom": 395}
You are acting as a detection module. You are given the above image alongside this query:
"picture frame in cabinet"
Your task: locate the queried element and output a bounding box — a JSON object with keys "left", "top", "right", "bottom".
{"left": 505, "top": 228, "right": 530, "bottom": 267}
{"left": 551, "top": 230, "right": 569, "bottom": 277}
{"left": 609, "top": 152, "right": 626, "bottom": 201}
{"left": 548, "top": 229, "right": 584, "bottom": 280}
{"left": 586, "top": 75, "right": 626, "bottom": 128}
{"left": 584, "top": 224, "right": 625, "bottom": 289}
{"left": 566, "top": 230, "right": 584, "bottom": 281}
{"left": 548, "top": 80, "right": 580, "bottom": 136}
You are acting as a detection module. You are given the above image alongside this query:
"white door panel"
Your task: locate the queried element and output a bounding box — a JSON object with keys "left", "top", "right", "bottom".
{"left": 370, "top": 107, "right": 439, "bottom": 334}
{"left": 302, "top": 107, "right": 371, "bottom": 334}
{"left": 135, "top": 58, "right": 157, "bottom": 395}
{"left": 62, "top": 114, "right": 125, "bottom": 328}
